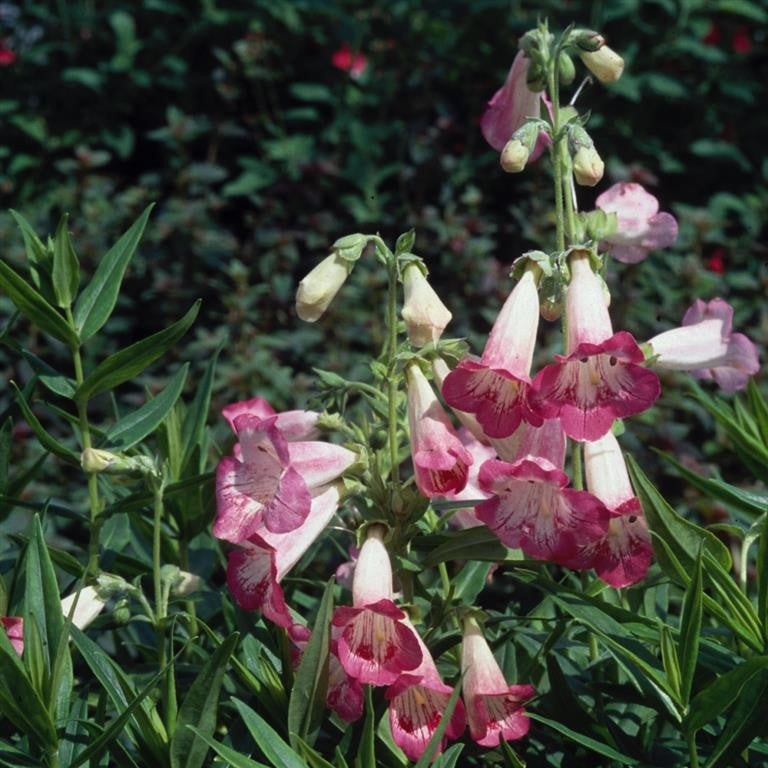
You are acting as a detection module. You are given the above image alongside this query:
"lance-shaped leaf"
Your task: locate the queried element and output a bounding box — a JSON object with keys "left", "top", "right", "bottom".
{"left": 231, "top": 698, "right": 307, "bottom": 768}
{"left": 0, "top": 258, "right": 78, "bottom": 347}
{"left": 52, "top": 214, "right": 80, "bottom": 309}
{"left": 8, "top": 209, "right": 52, "bottom": 297}
{"left": 678, "top": 548, "right": 703, "bottom": 704}
{"left": 185, "top": 728, "right": 269, "bottom": 768}
{"left": 413, "top": 678, "right": 463, "bottom": 768}
{"left": 76, "top": 300, "right": 200, "bottom": 402}
{"left": 73, "top": 203, "right": 154, "bottom": 341}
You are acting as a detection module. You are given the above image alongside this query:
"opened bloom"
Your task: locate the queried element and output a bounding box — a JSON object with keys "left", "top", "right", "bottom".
{"left": 476, "top": 419, "right": 609, "bottom": 562}
{"left": 407, "top": 363, "right": 472, "bottom": 498}
{"left": 227, "top": 484, "right": 341, "bottom": 628}
{"left": 442, "top": 264, "right": 542, "bottom": 439}
{"left": 530, "top": 252, "right": 660, "bottom": 441}
{"left": 214, "top": 403, "right": 355, "bottom": 542}
{"left": 565, "top": 431, "right": 652, "bottom": 587}
{"left": 332, "top": 525, "right": 422, "bottom": 685}
{"left": 647, "top": 298, "right": 759, "bottom": 392}
{"left": 596, "top": 182, "right": 678, "bottom": 264}
{"left": 387, "top": 620, "right": 466, "bottom": 760}
{"left": 401, "top": 263, "right": 452, "bottom": 347}
{"left": 481, "top": 51, "right": 549, "bottom": 161}
{"left": 461, "top": 615, "right": 534, "bottom": 747}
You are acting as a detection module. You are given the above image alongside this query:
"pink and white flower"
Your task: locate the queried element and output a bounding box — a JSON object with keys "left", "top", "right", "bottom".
{"left": 442, "top": 265, "right": 543, "bottom": 439}
{"left": 476, "top": 419, "right": 609, "bottom": 562}
{"left": 227, "top": 484, "right": 341, "bottom": 628}
{"left": 461, "top": 615, "right": 534, "bottom": 747}
{"left": 407, "top": 364, "right": 472, "bottom": 498}
{"left": 596, "top": 182, "right": 678, "bottom": 264}
{"left": 0, "top": 617, "right": 23, "bottom": 656}
{"left": 481, "top": 51, "right": 549, "bottom": 161}
{"left": 401, "top": 264, "right": 453, "bottom": 347}
{"left": 647, "top": 298, "right": 759, "bottom": 392}
{"left": 386, "top": 621, "right": 466, "bottom": 760}
{"left": 530, "top": 253, "right": 660, "bottom": 441}
{"left": 332, "top": 525, "right": 422, "bottom": 686}
{"left": 565, "top": 432, "right": 652, "bottom": 587}
{"left": 214, "top": 406, "right": 355, "bottom": 542}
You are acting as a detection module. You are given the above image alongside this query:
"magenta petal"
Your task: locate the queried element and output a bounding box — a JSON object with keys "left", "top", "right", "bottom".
{"left": 644, "top": 212, "right": 678, "bottom": 250}
{"left": 214, "top": 456, "right": 267, "bottom": 543}
{"left": 222, "top": 397, "right": 275, "bottom": 432}
{"left": 327, "top": 651, "right": 364, "bottom": 722}
{"left": 470, "top": 686, "right": 535, "bottom": 747}
{"left": 263, "top": 465, "right": 312, "bottom": 533}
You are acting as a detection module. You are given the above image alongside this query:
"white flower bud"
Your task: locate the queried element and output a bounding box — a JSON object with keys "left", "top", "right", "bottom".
{"left": 401, "top": 263, "right": 452, "bottom": 346}
{"left": 500, "top": 139, "right": 530, "bottom": 173}
{"left": 579, "top": 46, "right": 624, "bottom": 83}
{"left": 572, "top": 146, "right": 605, "bottom": 187}
{"left": 295, "top": 253, "right": 352, "bottom": 322}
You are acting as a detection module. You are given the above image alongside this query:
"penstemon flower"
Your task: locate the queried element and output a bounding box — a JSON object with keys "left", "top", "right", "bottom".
{"left": 406, "top": 363, "right": 472, "bottom": 498}
{"left": 596, "top": 182, "right": 678, "bottom": 264}
{"left": 530, "top": 251, "right": 660, "bottom": 441}
{"left": 646, "top": 297, "right": 759, "bottom": 391}
{"left": 461, "top": 615, "right": 534, "bottom": 747}
{"left": 386, "top": 620, "right": 467, "bottom": 760}
{"left": 565, "top": 431, "right": 652, "bottom": 587}
{"left": 332, "top": 525, "right": 422, "bottom": 685}
{"left": 401, "top": 263, "right": 453, "bottom": 347}
{"left": 442, "top": 263, "right": 543, "bottom": 439}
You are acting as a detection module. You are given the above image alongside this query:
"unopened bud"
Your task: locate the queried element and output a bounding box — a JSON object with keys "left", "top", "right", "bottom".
{"left": 330, "top": 233, "right": 368, "bottom": 262}
{"left": 572, "top": 146, "right": 605, "bottom": 187}
{"left": 170, "top": 569, "right": 203, "bottom": 597}
{"left": 500, "top": 139, "right": 529, "bottom": 173}
{"left": 81, "top": 448, "right": 156, "bottom": 477}
{"left": 579, "top": 46, "right": 624, "bottom": 82}
{"left": 572, "top": 29, "right": 604, "bottom": 52}
{"left": 401, "top": 262, "right": 452, "bottom": 346}
{"left": 558, "top": 51, "right": 576, "bottom": 85}
{"left": 296, "top": 253, "right": 353, "bottom": 322}
{"left": 81, "top": 448, "right": 116, "bottom": 473}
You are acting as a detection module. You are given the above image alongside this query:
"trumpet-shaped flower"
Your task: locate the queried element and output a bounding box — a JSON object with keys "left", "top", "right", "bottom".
{"left": 565, "top": 432, "right": 652, "bottom": 587}
{"left": 0, "top": 617, "right": 23, "bottom": 656}
{"left": 647, "top": 298, "right": 759, "bottom": 392}
{"left": 596, "top": 182, "right": 678, "bottom": 264}
{"left": 461, "top": 616, "right": 534, "bottom": 747}
{"left": 386, "top": 621, "right": 467, "bottom": 761}
{"left": 442, "top": 266, "right": 542, "bottom": 439}
{"left": 481, "top": 51, "right": 549, "bottom": 161}
{"left": 222, "top": 397, "right": 319, "bottom": 441}
{"left": 332, "top": 526, "right": 422, "bottom": 685}
{"left": 401, "top": 264, "right": 452, "bottom": 347}
{"left": 476, "top": 419, "right": 609, "bottom": 562}
{"left": 227, "top": 484, "right": 341, "bottom": 628}
{"left": 407, "top": 364, "right": 472, "bottom": 497}
{"left": 530, "top": 253, "right": 660, "bottom": 441}
{"left": 214, "top": 411, "right": 355, "bottom": 542}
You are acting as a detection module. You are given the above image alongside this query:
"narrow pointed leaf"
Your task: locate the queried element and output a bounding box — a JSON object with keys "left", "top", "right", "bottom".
{"left": 231, "top": 697, "right": 307, "bottom": 768}
{"left": 170, "top": 632, "right": 238, "bottom": 768}
{"left": 0, "top": 258, "right": 78, "bottom": 346}
{"left": 76, "top": 300, "right": 200, "bottom": 401}
{"left": 659, "top": 622, "right": 682, "bottom": 702}
{"left": 180, "top": 345, "right": 220, "bottom": 471}
{"left": 185, "top": 727, "right": 269, "bottom": 768}
{"left": 758, "top": 513, "right": 768, "bottom": 637}
{"left": 433, "top": 743, "right": 464, "bottom": 768}
{"left": 8, "top": 209, "right": 53, "bottom": 298}
{"left": 420, "top": 526, "right": 509, "bottom": 567}
{"left": 678, "top": 548, "right": 703, "bottom": 704}
{"left": 413, "top": 679, "right": 463, "bottom": 768}
{"left": 287, "top": 578, "right": 333, "bottom": 748}
{"left": 73, "top": 204, "right": 154, "bottom": 341}
{"left": 52, "top": 214, "right": 80, "bottom": 309}
{"left": 21, "top": 350, "right": 77, "bottom": 398}
{"left": 354, "top": 685, "right": 376, "bottom": 768}
{"left": 104, "top": 363, "right": 189, "bottom": 450}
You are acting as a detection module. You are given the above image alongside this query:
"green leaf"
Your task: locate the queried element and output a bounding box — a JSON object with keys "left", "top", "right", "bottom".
{"left": 432, "top": 743, "right": 464, "bottom": 768}
{"left": 294, "top": 738, "right": 338, "bottom": 768}
{"left": 8, "top": 209, "right": 52, "bottom": 296}
{"left": 658, "top": 621, "right": 682, "bottom": 702}
{"left": 52, "top": 214, "right": 80, "bottom": 309}
{"left": 104, "top": 363, "right": 189, "bottom": 450}
{"left": 232, "top": 698, "right": 308, "bottom": 768}
{"left": 627, "top": 455, "right": 732, "bottom": 573}
{"left": 73, "top": 204, "right": 154, "bottom": 342}
{"left": 685, "top": 656, "right": 768, "bottom": 734}
{"left": 678, "top": 548, "right": 703, "bottom": 704}
{"left": 287, "top": 579, "right": 333, "bottom": 747}
{"left": 10, "top": 382, "right": 80, "bottom": 465}
{"left": 758, "top": 513, "right": 768, "bottom": 638}
{"left": 354, "top": 686, "right": 376, "bottom": 768}
{"left": 419, "top": 526, "right": 509, "bottom": 567}
{"left": 746, "top": 378, "right": 768, "bottom": 446}
{"left": 0, "top": 258, "right": 78, "bottom": 347}
{"left": 180, "top": 346, "right": 220, "bottom": 471}
{"left": 170, "top": 632, "right": 238, "bottom": 768}
{"left": 528, "top": 714, "right": 639, "bottom": 764}
{"left": 21, "top": 350, "right": 77, "bottom": 398}
{"left": 413, "top": 680, "right": 463, "bottom": 768}
{"left": 76, "top": 300, "right": 200, "bottom": 402}
{"left": 499, "top": 740, "right": 526, "bottom": 768}
{"left": 185, "top": 727, "right": 269, "bottom": 768}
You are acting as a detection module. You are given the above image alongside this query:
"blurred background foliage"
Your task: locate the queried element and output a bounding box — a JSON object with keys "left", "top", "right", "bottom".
{"left": 0, "top": 0, "right": 765, "bottom": 482}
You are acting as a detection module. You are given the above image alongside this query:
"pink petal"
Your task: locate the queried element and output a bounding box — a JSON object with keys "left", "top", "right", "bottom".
{"left": 222, "top": 397, "right": 276, "bottom": 432}
{"left": 327, "top": 651, "right": 364, "bottom": 721}
{"left": 470, "top": 687, "right": 535, "bottom": 747}
{"left": 262, "top": 465, "right": 312, "bottom": 533}
{"left": 1, "top": 616, "right": 23, "bottom": 657}
{"left": 287, "top": 442, "right": 357, "bottom": 488}
{"left": 214, "top": 456, "right": 271, "bottom": 543}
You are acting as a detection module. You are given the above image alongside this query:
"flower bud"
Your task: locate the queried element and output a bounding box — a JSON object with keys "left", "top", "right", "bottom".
{"left": 81, "top": 448, "right": 157, "bottom": 477}
{"left": 296, "top": 253, "right": 353, "bottom": 322}
{"left": 572, "top": 146, "right": 605, "bottom": 187}
{"left": 401, "top": 262, "right": 452, "bottom": 346}
{"left": 572, "top": 29, "right": 604, "bottom": 52}
{"left": 579, "top": 46, "right": 624, "bottom": 82}
{"left": 500, "top": 139, "right": 529, "bottom": 173}
{"left": 558, "top": 51, "right": 576, "bottom": 85}
{"left": 81, "top": 448, "right": 116, "bottom": 473}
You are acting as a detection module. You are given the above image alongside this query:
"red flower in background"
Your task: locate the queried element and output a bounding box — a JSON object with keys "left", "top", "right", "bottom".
{"left": 706, "top": 248, "right": 726, "bottom": 274}
{"left": 731, "top": 26, "right": 752, "bottom": 54}
{"left": 702, "top": 21, "right": 721, "bottom": 46}
{"left": 332, "top": 43, "right": 368, "bottom": 79}
{"left": 0, "top": 41, "right": 16, "bottom": 66}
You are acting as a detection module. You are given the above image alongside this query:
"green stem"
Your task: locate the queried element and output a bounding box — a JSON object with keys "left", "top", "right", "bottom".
{"left": 385, "top": 257, "right": 401, "bottom": 495}
{"left": 561, "top": 143, "right": 578, "bottom": 245}
{"left": 688, "top": 733, "right": 700, "bottom": 768}
{"left": 571, "top": 439, "right": 583, "bottom": 490}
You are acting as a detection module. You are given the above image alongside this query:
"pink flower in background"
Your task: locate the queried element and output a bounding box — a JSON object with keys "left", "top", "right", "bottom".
{"left": 407, "top": 363, "right": 472, "bottom": 498}
{"left": 0, "top": 617, "right": 23, "bottom": 656}
{"left": 647, "top": 298, "right": 759, "bottom": 392}
{"left": 461, "top": 616, "right": 534, "bottom": 747}
{"left": 530, "top": 253, "right": 660, "bottom": 441}
{"left": 565, "top": 431, "right": 652, "bottom": 587}
{"left": 226, "top": 484, "right": 341, "bottom": 628}
{"left": 387, "top": 621, "right": 466, "bottom": 760}
{"left": 481, "top": 51, "right": 549, "bottom": 160}
{"left": 596, "top": 182, "right": 678, "bottom": 264}
{"left": 332, "top": 43, "right": 368, "bottom": 79}
{"left": 332, "top": 526, "right": 422, "bottom": 685}
{"left": 0, "top": 42, "right": 15, "bottom": 66}
{"left": 442, "top": 266, "right": 543, "bottom": 439}
{"left": 214, "top": 405, "right": 355, "bottom": 541}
